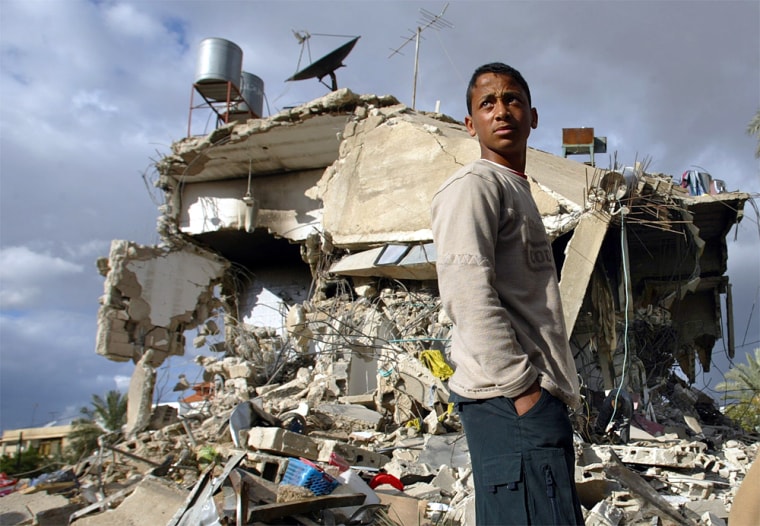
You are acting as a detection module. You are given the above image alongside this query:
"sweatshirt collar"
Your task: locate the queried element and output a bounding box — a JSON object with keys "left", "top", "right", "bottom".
{"left": 480, "top": 159, "right": 528, "bottom": 179}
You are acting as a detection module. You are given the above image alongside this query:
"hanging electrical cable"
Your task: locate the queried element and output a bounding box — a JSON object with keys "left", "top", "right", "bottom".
{"left": 607, "top": 203, "right": 632, "bottom": 432}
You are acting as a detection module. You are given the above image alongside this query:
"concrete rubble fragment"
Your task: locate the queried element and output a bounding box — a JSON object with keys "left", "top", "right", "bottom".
{"left": 4, "top": 85, "right": 756, "bottom": 525}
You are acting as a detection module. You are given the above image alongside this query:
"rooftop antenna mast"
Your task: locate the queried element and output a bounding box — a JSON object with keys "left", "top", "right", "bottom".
{"left": 389, "top": 3, "right": 452, "bottom": 110}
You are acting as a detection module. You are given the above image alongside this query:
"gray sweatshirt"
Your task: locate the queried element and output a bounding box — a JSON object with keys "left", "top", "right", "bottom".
{"left": 431, "top": 159, "right": 580, "bottom": 409}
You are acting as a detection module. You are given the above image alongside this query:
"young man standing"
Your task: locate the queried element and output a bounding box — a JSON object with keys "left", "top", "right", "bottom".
{"left": 431, "top": 63, "right": 584, "bottom": 525}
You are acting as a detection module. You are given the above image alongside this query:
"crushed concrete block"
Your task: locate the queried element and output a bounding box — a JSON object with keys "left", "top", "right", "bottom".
{"left": 604, "top": 450, "right": 696, "bottom": 525}
{"left": 701, "top": 511, "right": 726, "bottom": 526}
{"left": 457, "top": 466, "right": 474, "bottom": 490}
{"left": 683, "top": 414, "right": 703, "bottom": 434}
{"left": 320, "top": 104, "right": 478, "bottom": 247}
{"left": 339, "top": 392, "right": 376, "bottom": 408}
{"left": 395, "top": 354, "right": 449, "bottom": 407}
{"left": 376, "top": 490, "right": 432, "bottom": 526}
{"left": 607, "top": 442, "right": 703, "bottom": 468}
{"left": 349, "top": 430, "right": 378, "bottom": 444}
{"left": 315, "top": 403, "right": 383, "bottom": 431}
{"left": 148, "top": 404, "right": 178, "bottom": 430}
{"left": 685, "top": 499, "right": 727, "bottom": 519}
{"left": 227, "top": 361, "right": 256, "bottom": 379}
{"left": 432, "top": 464, "right": 457, "bottom": 494}
{"left": 403, "top": 481, "right": 441, "bottom": 500}
{"left": 585, "top": 500, "right": 624, "bottom": 526}
{"left": 104, "top": 341, "right": 137, "bottom": 361}
{"left": 423, "top": 409, "right": 446, "bottom": 435}
{"left": 257, "top": 368, "right": 311, "bottom": 400}
{"left": 723, "top": 446, "right": 747, "bottom": 465}
{"left": 248, "top": 427, "right": 320, "bottom": 459}
{"left": 575, "top": 470, "right": 620, "bottom": 510}
{"left": 203, "top": 319, "right": 219, "bottom": 335}
{"left": 610, "top": 491, "right": 640, "bottom": 511}
{"left": 679, "top": 479, "right": 713, "bottom": 499}
{"left": 384, "top": 448, "right": 434, "bottom": 482}
{"left": 418, "top": 433, "right": 470, "bottom": 470}
{"left": 328, "top": 361, "right": 349, "bottom": 381}
{"left": 316, "top": 438, "right": 389, "bottom": 469}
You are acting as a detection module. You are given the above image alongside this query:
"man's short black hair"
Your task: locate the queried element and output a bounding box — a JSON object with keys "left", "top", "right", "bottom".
{"left": 466, "top": 62, "right": 532, "bottom": 114}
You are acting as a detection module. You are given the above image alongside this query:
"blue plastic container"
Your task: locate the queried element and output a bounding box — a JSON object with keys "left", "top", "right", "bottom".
{"left": 281, "top": 458, "right": 339, "bottom": 496}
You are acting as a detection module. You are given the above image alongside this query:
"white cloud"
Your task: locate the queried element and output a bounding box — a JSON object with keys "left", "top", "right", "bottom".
{"left": 64, "top": 239, "right": 114, "bottom": 261}
{"left": 103, "top": 2, "right": 164, "bottom": 39}
{"left": 0, "top": 308, "right": 94, "bottom": 352}
{"left": 92, "top": 374, "right": 130, "bottom": 393}
{"left": 0, "top": 246, "right": 83, "bottom": 277}
{"left": 72, "top": 90, "right": 119, "bottom": 114}
{"left": 113, "top": 375, "right": 131, "bottom": 392}
{"left": 0, "top": 246, "right": 84, "bottom": 308}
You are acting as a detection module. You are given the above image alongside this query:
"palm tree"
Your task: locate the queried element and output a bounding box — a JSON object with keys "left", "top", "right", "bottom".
{"left": 66, "top": 390, "right": 128, "bottom": 462}
{"left": 80, "top": 390, "right": 128, "bottom": 432}
{"left": 716, "top": 348, "right": 760, "bottom": 433}
{"left": 748, "top": 110, "right": 760, "bottom": 158}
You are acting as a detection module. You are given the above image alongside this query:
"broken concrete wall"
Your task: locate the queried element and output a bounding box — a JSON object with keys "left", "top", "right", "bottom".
{"left": 316, "top": 106, "right": 477, "bottom": 247}
{"left": 96, "top": 240, "right": 229, "bottom": 366}
{"left": 178, "top": 168, "right": 324, "bottom": 240}
{"left": 237, "top": 267, "right": 313, "bottom": 330}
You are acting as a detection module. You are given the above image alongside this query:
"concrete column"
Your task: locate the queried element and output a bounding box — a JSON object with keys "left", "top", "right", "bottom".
{"left": 125, "top": 349, "right": 157, "bottom": 438}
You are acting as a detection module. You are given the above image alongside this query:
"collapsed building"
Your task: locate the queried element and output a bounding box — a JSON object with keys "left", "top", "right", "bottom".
{"left": 7, "top": 40, "right": 752, "bottom": 525}
{"left": 79, "top": 85, "right": 757, "bottom": 522}
{"left": 97, "top": 84, "right": 750, "bottom": 436}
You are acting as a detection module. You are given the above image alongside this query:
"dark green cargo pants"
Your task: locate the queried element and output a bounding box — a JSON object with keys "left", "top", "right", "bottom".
{"left": 452, "top": 389, "right": 584, "bottom": 525}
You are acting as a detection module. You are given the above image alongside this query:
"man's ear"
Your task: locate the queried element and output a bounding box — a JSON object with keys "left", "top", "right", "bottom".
{"left": 531, "top": 108, "right": 538, "bottom": 129}
{"left": 465, "top": 115, "right": 477, "bottom": 137}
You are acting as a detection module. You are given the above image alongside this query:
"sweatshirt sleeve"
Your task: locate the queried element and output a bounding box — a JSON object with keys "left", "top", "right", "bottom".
{"left": 431, "top": 170, "right": 538, "bottom": 398}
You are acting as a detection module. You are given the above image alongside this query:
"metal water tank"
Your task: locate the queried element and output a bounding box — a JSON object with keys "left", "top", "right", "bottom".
{"left": 195, "top": 38, "right": 243, "bottom": 96}
{"left": 238, "top": 72, "right": 265, "bottom": 117}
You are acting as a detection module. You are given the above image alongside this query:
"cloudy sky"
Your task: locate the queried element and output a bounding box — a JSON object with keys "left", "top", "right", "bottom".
{"left": 1, "top": 0, "right": 758, "bottom": 432}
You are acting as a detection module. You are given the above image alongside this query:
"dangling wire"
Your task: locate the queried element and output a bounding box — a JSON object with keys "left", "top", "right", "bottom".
{"left": 608, "top": 208, "right": 631, "bottom": 430}
{"left": 243, "top": 159, "right": 254, "bottom": 206}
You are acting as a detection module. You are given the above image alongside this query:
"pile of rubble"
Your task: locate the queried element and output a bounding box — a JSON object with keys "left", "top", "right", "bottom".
{"left": 1, "top": 287, "right": 756, "bottom": 525}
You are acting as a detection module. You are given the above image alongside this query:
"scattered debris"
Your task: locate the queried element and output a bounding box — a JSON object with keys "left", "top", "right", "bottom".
{"left": 3, "top": 88, "right": 756, "bottom": 525}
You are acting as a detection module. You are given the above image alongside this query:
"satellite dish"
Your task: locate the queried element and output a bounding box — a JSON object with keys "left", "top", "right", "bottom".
{"left": 286, "top": 36, "right": 360, "bottom": 91}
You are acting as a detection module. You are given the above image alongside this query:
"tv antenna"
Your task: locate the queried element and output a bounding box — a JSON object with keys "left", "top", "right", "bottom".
{"left": 389, "top": 3, "right": 452, "bottom": 110}
{"left": 286, "top": 31, "right": 360, "bottom": 91}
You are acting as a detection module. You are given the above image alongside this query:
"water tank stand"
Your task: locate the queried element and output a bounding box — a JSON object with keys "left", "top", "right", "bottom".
{"left": 187, "top": 81, "right": 255, "bottom": 137}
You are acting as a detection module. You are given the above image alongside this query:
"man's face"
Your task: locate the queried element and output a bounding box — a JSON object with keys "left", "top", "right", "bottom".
{"left": 465, "top": 72, "right": 538, "bottom": 169}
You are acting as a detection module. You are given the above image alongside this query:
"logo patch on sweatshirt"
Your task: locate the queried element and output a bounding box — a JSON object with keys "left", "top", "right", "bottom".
{"left": 527, "top": 241, "right": 554, "bottom": 271}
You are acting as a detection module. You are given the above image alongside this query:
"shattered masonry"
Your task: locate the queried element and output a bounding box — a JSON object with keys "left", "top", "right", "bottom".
{"left": 3, "top": 89, "right": 750, "bottom": 524}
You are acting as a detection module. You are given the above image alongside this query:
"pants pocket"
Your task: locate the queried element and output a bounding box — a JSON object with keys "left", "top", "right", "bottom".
{"left": 475, "top": 452, "right": 528, "bottom": 525}
{"left": 525, "top": 448, "right": 580, "bottom": 525}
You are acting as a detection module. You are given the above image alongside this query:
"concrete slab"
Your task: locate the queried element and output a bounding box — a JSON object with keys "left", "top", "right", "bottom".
{"left": 71, "top": 476, "right": 186, "bottom": 526}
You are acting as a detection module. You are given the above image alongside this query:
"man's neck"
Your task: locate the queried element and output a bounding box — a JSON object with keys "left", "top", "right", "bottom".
{"left": 479, "top": 148, "right": 527, "bottom": 174}
{"left": 481, "top": 158, "right": 527, "bottom": 179}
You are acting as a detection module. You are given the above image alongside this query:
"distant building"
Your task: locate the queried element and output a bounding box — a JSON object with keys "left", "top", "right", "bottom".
{"left": 0, "top": 424, "right": 75, "bottom": 457}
